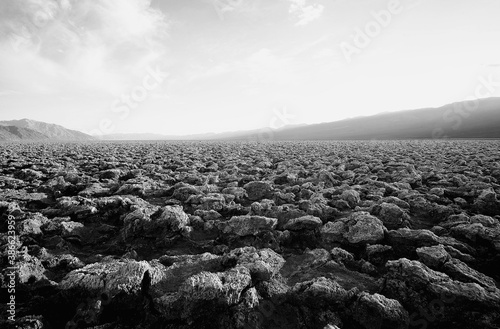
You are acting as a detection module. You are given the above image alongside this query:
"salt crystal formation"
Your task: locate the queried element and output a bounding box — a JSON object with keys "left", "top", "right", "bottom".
{"left": 1, "top": 140, "right": 499, "bottom": 329}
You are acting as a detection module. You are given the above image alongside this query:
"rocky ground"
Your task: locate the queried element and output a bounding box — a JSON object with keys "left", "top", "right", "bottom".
{"left": 1, "top": 140, "right": 499, "bottom": 329}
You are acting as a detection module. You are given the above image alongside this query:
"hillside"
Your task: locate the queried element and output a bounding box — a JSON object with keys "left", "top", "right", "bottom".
{"left": 233, "top": 98, "right": 500, "bottom": 141}
{"left": 0, "top": 119, "right": 94, "bottom": 141}
{"left": 0, "top": 125, "right": 49, "bottom": 141}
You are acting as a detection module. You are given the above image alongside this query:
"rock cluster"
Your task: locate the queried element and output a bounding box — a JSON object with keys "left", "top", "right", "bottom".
{"left": 1, "top": 140, "right": 499, "bottom": 328}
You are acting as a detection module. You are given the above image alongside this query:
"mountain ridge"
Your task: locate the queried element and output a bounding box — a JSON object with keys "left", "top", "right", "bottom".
{"left": 96, "top": 98, "right": 500, "bottom": 141}
{"left": 3, "top": 97, "right": 500, "bottom": 141}
{"left": 223, "top": 97, "right": 500, "bottom": 141}
{"left": 0, "top": 119, "right": 95, "bottom": 141}
{"left": 0, "top": 125, "right": 50, "bottom": 141}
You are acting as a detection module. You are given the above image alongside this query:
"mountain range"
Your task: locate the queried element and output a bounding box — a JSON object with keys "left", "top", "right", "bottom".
{"left": 97, "top": 123, "right": 309, "bottom": 141}
{"left": 233, "top": 97, "right": 500, "bottom": 141}
{"left": 2, "top": 97, "right": 499, "bottom": 141}
{"left": 100, "top": 97, "right": 500, "bottom": 141}
{"left": 0, "top": 119, "right": 94, "bottom": 141}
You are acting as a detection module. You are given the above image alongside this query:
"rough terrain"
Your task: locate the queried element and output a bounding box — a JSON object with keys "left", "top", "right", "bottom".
{"left": 1, "top": 140, "right": 499, "bottom": 329}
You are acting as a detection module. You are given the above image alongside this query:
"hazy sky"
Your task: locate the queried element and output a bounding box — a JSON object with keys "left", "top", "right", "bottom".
{"left": 1, "top": 0, "right": 500, "bottom": 135}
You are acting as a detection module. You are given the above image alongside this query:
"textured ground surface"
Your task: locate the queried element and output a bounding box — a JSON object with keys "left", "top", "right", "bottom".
{"left": 1, "top": 140, "right": 500, "bottom": 329}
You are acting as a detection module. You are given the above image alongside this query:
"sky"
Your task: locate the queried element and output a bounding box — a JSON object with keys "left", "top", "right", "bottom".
{"left": 0, "top": 0, "right": 500, "bottom": 136}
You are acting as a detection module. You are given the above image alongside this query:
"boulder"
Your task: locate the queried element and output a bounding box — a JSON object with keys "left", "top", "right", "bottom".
{"left": 289, "top": 277, "right": 351, "bottom": 307}
{"left": 177, "top": 267, "right": 251, "bottom": 305}
{"left": 220, "top": 215, "right": 277, "bottom": 236}
{"left": 17, "top": 254, "right": 47, "bottom": 284}
{"left": 383, "top": 258, "right": 500, "bottom": 328}
{"left": 442, "top": 258, "right": 497, "bottom": 289}
{"left": 330, "top": 247, "right": 354, "bottom": 264}
{"left": 60, "top": 221, "right": 84, "bottom": 237}
{"left": 221, "top": 186, "right": 247, "bottom": 201}
{"left": 17, "top": 214, "right": 48, "bottom": 236}
{"left": 387, "top": 228, "right": 440, "bottom": 249}
{"left": 344, "top": 212, "right": 385, "bottom": 245}
{"left": 283, "top": 215, "right": 322, "bottom": 231}
{"left": 244, "top": 181, "right": 274, "bottom": 201}
{"left": 451, "top": 223, "right": 500, "bottom": 252}
{"left": 320, "top": 212, "right": 385, "bottom": 245}
{"left": 474, "top": 188, "right": 500, "bottom": 215}
{"left": 371, "top": 202, "right": 410, "bottom": 229}
{"left": 349, "top": 292, "right": 409, "bottom": 329}
{"left": 223, "top": 247, "right": 285, "bottom": 281}
{"left": 416, "top": 244, "right": 450, "bottom": 268}
{"left": 157, "top": 205, "right": 189, "bottom": 232}
{"left": 60, "top": 259, "right": 167, "bottom": 298}
{"left": 365, "top": 244, "right": 394, "bottom": 266}
{"left": 340, "top": 190, "right": 361, "bottom": 208}
{"left": 320, "top": 221, "right": 346, "bottom": 244}
{"left": 470, "top": 214, "right": 498, "bottom": 227}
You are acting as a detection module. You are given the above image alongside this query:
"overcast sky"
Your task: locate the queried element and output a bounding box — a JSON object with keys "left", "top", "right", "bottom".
{"left": 1, "top": 0, "right": 499, "bottom": 135}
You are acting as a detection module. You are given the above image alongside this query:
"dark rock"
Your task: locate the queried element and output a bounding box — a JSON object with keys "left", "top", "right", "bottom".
{"left": 244, "top": 181, "right": 274, "bottom": 201}
{"left": 221, "top": 186, "right": 247, "bottom": 202}
{"left": 474, "top": 188, "right": 500, "bottom": 215}
{"left": 470, "top": 214, "right": 498, "bottom": 227}
{"left": 219, "top": 215, "right": 277, "bottom": 236}
{"left": 223, "top": 247, "right": 285, "bottom": 281}
{"left": 383, "top": 258, "right": 500, "bottom": 328}
{"left": 11, "top": 315, "right": 45, "bottom": 329}
{"left": 17, "top": 253, "right": 47, "bottom": 284}
{"left": 451, "top": 223, "right": 500, "bottom": 252}
{"left": 60, "top": 259, "right": 167, "bottom": 298}
{"left": 99, "top": 169, "right": 122, "bottom": 180}
{"left": 321, "top": 212, "right": 385, "bottom": 245}
{"left": 387, "top": 228, "right": 440, "bottom": 250}
{"left": 442, "top": 258, "right": 497, "bottom": 289}
{"left": 283, "top": 215, "right": 322, "bottom": 231}
{"left": 289, "top": 276, "right": 351, "bottom": 307}
{"left": 42, "top": 196, "right": 97, "bottom": 220}
{"left": 416, "top": 244, "right": 450, "bottom": 268}
{"left": 365, "top": 244, "right": 394, "bottom": 266}
{"left": 194, "top": 209, "right": 222, "bottom": 221}
{"left": 349, "top": 292, "right": 409, "bottom": 329}
{"left": 17, "top": 214, "right": 48, "bottom": 237}
{"left": 371, "top": 202, "right": 410, "bottom": 229}
{"left": 60, "top": 221, "right": 85, "bottom": 237}
{"left": 78, "top": 183, "right": 111, "bottom": 197}
{"left": 171, "top": 184, "right": 201, "bottom": 202}
{"left": 330, "top": 247, "right": 354, "bottom": 264}
{"left": 443, "top": 245, "right": 475, "bottom": 263}
{"left": 157, "top": 205, "right": 189, "bottom": 232}
{"left": 340, "top": 190, "right": 361, "bottom": 208}
{"left": 281, "top": 248, "right": 379, "bottom": 293}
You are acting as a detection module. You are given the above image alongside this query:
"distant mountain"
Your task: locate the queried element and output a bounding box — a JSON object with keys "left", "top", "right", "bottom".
{"left": 0, "top": 125, "right": 49, "bottom": 141}
{"left": 24, "top": 97, "right": 499, "bottom": 142}
{"left": 229, "top": 98, "right": 500, "bottom": 141}
{"left": 0, "top": 119, "right": 94, "bottom": 141}
{"left": 97, "top": 98, "right": 500, "bottom": 141}
{"left": 99, "top": 124, "right": 308, "bottom": 141}
{"left": 98, "top": 132, "right": 217, "bottom": 141}
{"left": 97, "top": 133, "right": 172, "bottom": 141}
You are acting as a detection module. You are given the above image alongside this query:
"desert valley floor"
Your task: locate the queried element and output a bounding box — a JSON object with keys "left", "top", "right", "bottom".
{"left": 1, "top": 140, "right": 500, "bottom": 329}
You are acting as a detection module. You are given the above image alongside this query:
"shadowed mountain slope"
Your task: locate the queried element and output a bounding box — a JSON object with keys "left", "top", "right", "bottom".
{"left": 0, "top": 119, "right": 94, "bottom": 141}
